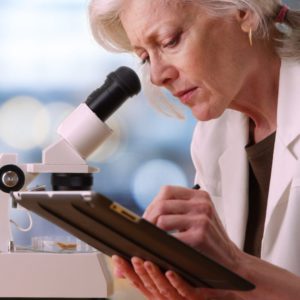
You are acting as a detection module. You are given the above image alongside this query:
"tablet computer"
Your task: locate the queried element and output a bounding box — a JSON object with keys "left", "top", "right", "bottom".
{"left": 13, "top": 191, "right": 255, "bottom": 291}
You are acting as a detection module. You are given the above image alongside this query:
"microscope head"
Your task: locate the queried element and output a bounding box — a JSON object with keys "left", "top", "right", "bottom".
{"left": 47, "top": 66, "right": 141, "bottom": 190}
{"left": 53, "top": 66, "right": 141, "bottom": 162}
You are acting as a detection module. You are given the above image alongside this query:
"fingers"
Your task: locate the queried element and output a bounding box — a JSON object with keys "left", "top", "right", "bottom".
{"left": 113, "top": 255, "right": 177, "bottom": 299}
{"left": 112, "top": 256, "right": 219, "bottom": 300}
{"left": 144, "top": 186, "right": 211, "bottom": 224}
{"left": 112, "top": 255, "right": 126, "bottom": 278}
{"left": 143, "top": 184, "right": 238, "bottom": 270}
{"left": 112, "top": 256, "right": 153, "bottom": 298}
{"left": 155, "top": 185, "right": 199, "bottom": 201}
{"left": 132, "top": 258, "right": 186, "bottom": 300}
{"left": 144, "top": 185, "right": 205, "bottom": 220}
{"left": 166, "top": 271, "right": 203, "bottom": 300}
{"left": 166, "top": 271, "right": 242, "bottom": 300}
{"left": 156, "top": 214, "right": 211, "bottom": 232}
{"left": 144, "top": 261, "right": 185, "bottom": 300}
{"left": 144, "top": 200, "right": 189, "bottom": 223}
{"left": 131, "top": 257, "right": 163, "bottom": 298}
{"left": 171, "top": 215, "right": 213, "bottom": 247}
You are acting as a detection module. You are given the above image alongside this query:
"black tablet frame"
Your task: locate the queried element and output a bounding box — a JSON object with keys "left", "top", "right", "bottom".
{"left": 13, "top": 191, "right": 255, "bottom": 291}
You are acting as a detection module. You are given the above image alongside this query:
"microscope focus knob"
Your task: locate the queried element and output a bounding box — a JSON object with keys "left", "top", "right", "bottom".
{"left": 0, "top": 164, "right": 25, "bottom": 193}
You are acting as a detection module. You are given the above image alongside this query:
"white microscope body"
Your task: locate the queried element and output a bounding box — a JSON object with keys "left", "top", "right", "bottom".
{"left": 0, "top": 66, "right": 141, "bottom": 298}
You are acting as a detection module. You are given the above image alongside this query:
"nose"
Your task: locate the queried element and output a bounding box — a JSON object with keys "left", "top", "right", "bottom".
{"left": 149, "top": 58, "right": 178, "bottom": 87}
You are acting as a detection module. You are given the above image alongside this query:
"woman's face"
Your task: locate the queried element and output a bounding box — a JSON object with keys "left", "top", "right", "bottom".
{"left": 120, "top": 0, "right": 254, "bottom": 121}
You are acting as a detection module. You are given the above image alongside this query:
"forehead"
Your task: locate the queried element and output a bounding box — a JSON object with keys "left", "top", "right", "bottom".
{"left": 121, "top": 0, "right": 181, "bottom": 16}
{"left": 120, "top": 0, "right": 195, "bottom": 47}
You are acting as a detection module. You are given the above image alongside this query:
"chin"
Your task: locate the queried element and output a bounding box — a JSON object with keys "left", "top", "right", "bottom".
{"left": 192, "top": 108, "right": 215, "bottom": 122}
{"left": 192, "top": 104, "right": 225, "bottom": 122}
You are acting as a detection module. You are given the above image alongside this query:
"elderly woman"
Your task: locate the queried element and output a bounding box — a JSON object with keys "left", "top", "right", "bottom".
{"left": 89, "top": 0, "right": 300, "bottom": 299}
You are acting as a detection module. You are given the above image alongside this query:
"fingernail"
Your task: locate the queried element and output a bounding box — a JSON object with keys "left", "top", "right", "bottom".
{"left": 166, "top": 271, "right": 176, "bottom": 279}
{"left": 112, "top": 256, "right": 122, "bottom": 264}
{"left": 132, "top": 257, "right": 143, "bottom": 266}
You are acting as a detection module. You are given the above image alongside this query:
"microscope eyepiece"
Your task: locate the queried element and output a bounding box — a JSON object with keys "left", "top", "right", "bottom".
{"left": 85, "top": 66, "right": 141, "bottom": 121}
{"left": 53, "top": 66, "right": 141, "bottom": 171}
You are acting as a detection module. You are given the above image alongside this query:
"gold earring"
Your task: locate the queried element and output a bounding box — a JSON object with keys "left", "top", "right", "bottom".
{"left": 249, "top": 28, "right": 253, "bottom": 47}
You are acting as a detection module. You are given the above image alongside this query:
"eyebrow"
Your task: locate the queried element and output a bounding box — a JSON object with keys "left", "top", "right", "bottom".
{"left": 132, "top": 23, "right": 176, "bottom": 52}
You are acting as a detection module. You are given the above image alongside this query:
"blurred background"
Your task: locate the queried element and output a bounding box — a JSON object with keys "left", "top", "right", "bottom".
{"left": 1, "top": 0, "right": 299, "bottom": 247}
{"left": 0, "top": 0, "right": 196, "bottom": 246}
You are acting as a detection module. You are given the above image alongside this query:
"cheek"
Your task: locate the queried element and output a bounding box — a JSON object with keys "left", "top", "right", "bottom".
{"left": 181, "top": 48, "right": 226, "bottom": 96}
{"left": 197, "top": 60, "right": 245, "bottom": 102}
{"left": 187, "top": 23, "right": 247, "bottom": 99}
{"left": 207, "top": 52, "right": 250, "bottom": 99}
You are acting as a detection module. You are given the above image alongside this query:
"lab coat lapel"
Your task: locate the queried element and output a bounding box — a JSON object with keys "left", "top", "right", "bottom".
{"left": 264, "top": 135, "right": 297, "bottom": 229}
{"left": 264, "top": 60, "right": 300, "bottom": 234}
{"left": 218, "top": 112, "right": 249, "bottom": 249}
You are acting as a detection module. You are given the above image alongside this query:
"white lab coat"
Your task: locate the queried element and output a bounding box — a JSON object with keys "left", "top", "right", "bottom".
{"left": 191, "top": 59, "right": 300, "bottom": 276}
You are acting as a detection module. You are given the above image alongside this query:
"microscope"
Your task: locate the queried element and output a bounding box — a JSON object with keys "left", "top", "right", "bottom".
{"left": 0, "top": 66, "right": 141, "bottom": 298}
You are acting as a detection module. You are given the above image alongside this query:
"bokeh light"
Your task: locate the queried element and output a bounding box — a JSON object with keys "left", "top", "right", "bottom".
{"left": 38, "top": 101, "right": 75, "bottom": 147}
{"left": 0, "top": 96, "right": 49, "bottom": 150}
{"left": 0, "top": 0, "right": 196, "bottom": 249}
{"left": 132, "top": 159, "right": 188, "bottom": 210}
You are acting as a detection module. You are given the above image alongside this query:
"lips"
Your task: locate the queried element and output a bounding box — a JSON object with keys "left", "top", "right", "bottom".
{"left": 174, "top": 87, "right": 198, "bottom": 104}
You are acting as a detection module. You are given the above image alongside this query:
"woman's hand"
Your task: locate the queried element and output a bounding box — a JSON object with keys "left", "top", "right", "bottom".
{"left": 112, "top": 255, "right": 188, "bottom": 300}
{"left": 140, "top": 184, "right": 245, "bottom": 298}
{"left": 112, "top": 255, "right": 243, "bottom": 300}
{"left": 111, "top": 185, "right": 244, "bottom": 299}
{"left": 111, "top": 185, "right": 300, "bottom": 300}
{"left": 144, "top": 185, "right": 241, "bottom": 269}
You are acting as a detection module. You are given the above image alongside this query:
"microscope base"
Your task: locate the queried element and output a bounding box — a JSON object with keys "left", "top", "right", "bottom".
{"left": 0, "top": 251, "right": 113, "bottom": 298}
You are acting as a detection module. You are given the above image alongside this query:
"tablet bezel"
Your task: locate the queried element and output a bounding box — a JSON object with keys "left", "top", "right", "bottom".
{"left": 13, "top": 191, "right": 255, "bottom": 291}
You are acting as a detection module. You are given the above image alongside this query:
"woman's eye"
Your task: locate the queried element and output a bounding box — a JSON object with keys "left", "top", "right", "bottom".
{"left": 140, "top": 56, "right": 150, "bottom": 65}
{"left": 163, "top": 33, "right": 181, "bottom": 48}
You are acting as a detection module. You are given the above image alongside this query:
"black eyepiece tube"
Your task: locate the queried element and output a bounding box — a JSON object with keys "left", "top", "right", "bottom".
{"left": 85, "top": 66, "right": 141, "bottom": 121}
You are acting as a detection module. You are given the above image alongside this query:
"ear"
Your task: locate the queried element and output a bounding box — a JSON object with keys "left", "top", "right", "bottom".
{"left": 236, "top": 9, "right": 259, "bottom": 33}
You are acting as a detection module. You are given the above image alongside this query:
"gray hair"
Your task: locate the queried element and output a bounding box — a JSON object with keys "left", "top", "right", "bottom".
{"left": 88, "top": 0, "right": 300, "bottom": 117}
{"left": 89, "top": 0, "right": 300, "bottom": 57}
